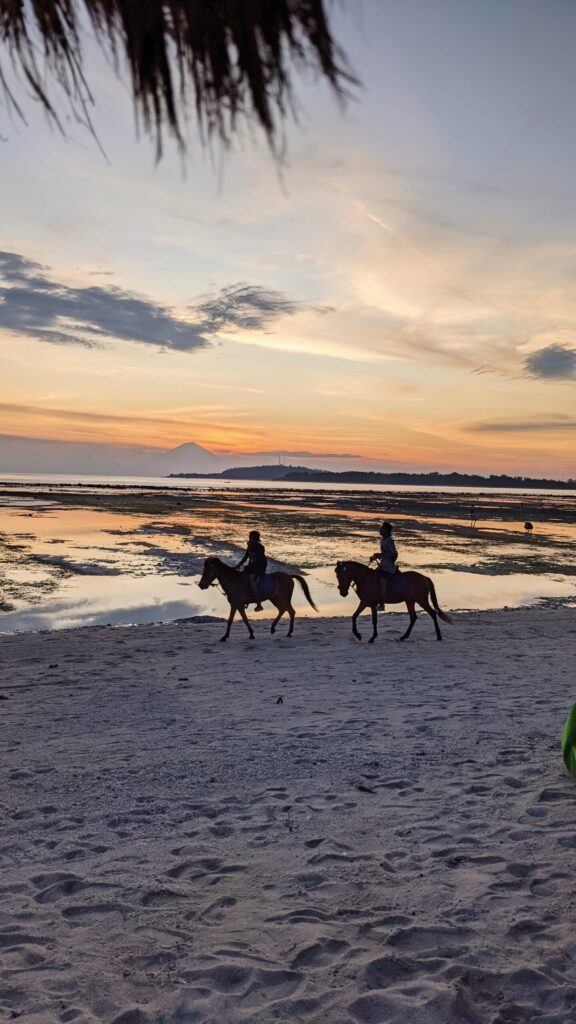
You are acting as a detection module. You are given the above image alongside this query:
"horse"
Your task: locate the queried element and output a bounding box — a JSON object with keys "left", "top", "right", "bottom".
{"left": 335, "top": 560, "right": 452, "bottom": 643}
{"left": 198, "top": 556, "right": 318, "bottom": 642}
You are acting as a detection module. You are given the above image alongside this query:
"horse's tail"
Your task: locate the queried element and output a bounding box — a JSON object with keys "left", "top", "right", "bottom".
{"left": 428, "top": 580, "right": 453, "bottom": 623}
{"left": 291, "top": 574, "right": 318, "bottom": 611}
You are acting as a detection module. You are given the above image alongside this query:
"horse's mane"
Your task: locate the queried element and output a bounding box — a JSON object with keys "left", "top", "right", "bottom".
{"left": 206, "top": 556, "right": 238, "bottom": 571}
{"left": 341, "top": 559, "right": 371, "bottom": 571}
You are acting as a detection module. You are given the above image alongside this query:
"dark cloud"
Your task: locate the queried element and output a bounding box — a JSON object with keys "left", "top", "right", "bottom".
{"left": 0, "top": 251, "right": 300, "bottom": 352}
{"left": 523, "top": 344, "right": 576, "bottom": 380}
{"left": 466, "top": 416, "right": 576, "bottom": 433}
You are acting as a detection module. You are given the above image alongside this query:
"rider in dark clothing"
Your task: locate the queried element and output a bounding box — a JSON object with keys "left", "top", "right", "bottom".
{"left": 237, "top": 530, "right": 268, "bottom": 611}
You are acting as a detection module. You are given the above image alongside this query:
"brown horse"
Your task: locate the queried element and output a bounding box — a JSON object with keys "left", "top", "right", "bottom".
{"left": 335, "top": 560, "right": 452, "bottom": 643}
{"left": 198, "top": 556, "right": 318, "bottom": 642}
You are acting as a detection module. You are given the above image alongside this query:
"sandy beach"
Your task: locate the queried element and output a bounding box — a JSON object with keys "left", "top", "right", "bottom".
{"left": 1, "top": 606, "right": 576, "bottom": 1023}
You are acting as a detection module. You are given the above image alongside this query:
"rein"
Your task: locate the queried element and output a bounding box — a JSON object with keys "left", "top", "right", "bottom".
{"left": 212, "top": 559, "right": 239, "bottom": 592}
{"left": 209, "top": 559, "right": 254, "bottom": 601}
{"left": 339, "top": 560, "right": 376, "bottom": 596}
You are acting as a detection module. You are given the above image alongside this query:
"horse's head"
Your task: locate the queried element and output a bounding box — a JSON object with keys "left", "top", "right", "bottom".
{"left": 198, "top": 556, "right": 219, "bottom": 590}
{"left": 335, "top": 560, "right": 352, "bottom": 597}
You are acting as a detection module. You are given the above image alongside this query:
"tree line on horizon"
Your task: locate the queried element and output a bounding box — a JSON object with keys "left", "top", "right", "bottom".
{"left": 169, "top": 465, "right": 576, "bottom": 489}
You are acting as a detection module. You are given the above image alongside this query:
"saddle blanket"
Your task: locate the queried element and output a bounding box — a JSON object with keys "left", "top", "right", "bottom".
{"left": 388, "top": 571, "right": 406, "bottom": 597}
{"left": 256, "top": 574, "right": 275, "bottom": 596}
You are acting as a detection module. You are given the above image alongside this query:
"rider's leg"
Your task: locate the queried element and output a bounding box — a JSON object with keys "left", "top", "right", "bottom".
{"left": 252, "top": 575, "right": 263, "bottom": 612}
{"left": 378, "top": 571, "right": 387, "bottom": 611}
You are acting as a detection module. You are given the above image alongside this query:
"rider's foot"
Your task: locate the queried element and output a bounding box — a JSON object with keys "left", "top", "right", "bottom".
{"left": 378, "top": 602, "right": 385, "bottom": 611}
{"left": 255, "top": 602, "right": 263, "bottom": 612}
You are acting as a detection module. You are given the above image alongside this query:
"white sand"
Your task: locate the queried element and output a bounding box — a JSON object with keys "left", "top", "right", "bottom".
{"left": 1, "top": 607, "right": 576, "bottom": 1024}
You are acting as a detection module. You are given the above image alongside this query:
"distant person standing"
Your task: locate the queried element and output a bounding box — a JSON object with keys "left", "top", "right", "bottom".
{"left": 369, "top": 521, "right": 399, "bottom": 610}
{"left": 469, "top": 506, "right": 477, "bottom": 529}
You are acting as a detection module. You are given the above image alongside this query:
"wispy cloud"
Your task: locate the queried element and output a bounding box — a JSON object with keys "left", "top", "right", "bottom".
{"left": 0, "top": 251, "right": 301, "bottom": 353}
{"left": 0, "top": 402, "right": 265, "bottom": 442}
{"left": 466, "top": 415, "right": 576, "bottom": 433}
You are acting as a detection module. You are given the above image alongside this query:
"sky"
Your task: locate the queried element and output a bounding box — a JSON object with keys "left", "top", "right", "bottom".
{"left": 1, "top": 0, "right": 576, "bottom": 477}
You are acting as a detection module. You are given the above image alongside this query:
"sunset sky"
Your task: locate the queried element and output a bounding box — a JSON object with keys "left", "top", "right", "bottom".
{"left": 1, "top": 0, "right": 576, "bottom": 476}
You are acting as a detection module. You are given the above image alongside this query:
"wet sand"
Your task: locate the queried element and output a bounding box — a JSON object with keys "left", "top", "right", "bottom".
{"left": 2, "top": 606, "right": 576, "bottom": 1023}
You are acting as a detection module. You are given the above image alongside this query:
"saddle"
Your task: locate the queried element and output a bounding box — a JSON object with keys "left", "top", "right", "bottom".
{"left": 373, "top": 566, "right": 404, "bottom": 595}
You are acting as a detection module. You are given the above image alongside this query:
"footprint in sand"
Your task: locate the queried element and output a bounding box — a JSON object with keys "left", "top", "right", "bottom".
{"left": 61, "top": 902, "right": 127, "bottom": 919}
{"left": 386, "top": 924, "right": 475, "bottom": 953}
{"left": 181, "top": 964, "right": 302, "bottom": 1007}
{"left": 291, "top": 937, "right": 348, "bottom": 969}
{"left": 33, "top": 875, "right": 112, "bottom": 904}
{"left": 197, "top": 896, "right": 238, "bottom": 923}
{"left": 141, "top": 888, "right": 189, "bottom": 907}
{"left": 361, "top": 954, "right": 417, "bottom": 988}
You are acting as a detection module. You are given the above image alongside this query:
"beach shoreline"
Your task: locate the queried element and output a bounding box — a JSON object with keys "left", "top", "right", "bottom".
{"left": 2, "top": 606, "right": 576, "bottom": 1023}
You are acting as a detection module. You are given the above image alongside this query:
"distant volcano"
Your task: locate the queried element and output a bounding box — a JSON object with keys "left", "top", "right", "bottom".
{"left": 0, "top": 434, "right": 224, "bottom": 476}
{"left": 147, "top": 441, "right": 224, "bottom": 475}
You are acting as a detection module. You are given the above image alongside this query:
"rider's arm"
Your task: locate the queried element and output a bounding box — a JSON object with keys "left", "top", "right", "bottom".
{"left": 235, "top": 547, "right": 249, "bottom": 569}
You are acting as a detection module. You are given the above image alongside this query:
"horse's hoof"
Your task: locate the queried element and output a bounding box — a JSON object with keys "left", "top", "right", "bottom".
{"left": 368, "top": 637, "right": 376, "bottom": 644}
{"left": 219, "top": 637, "right": 227, "bottom": 643}
{"left": 397, "top": 636, "right": 406, "bottom": 642}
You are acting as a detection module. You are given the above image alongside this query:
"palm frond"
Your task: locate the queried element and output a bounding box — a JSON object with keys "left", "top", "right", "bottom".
{"left": 0, "top": 0, "right": 354, "bottom": 155}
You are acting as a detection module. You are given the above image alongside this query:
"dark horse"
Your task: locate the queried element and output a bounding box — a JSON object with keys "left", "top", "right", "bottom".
{"left": 198, "top": 556, "right": 318, "bottom": 642}
{"left": 335, "top": 560, "right": 452, "bottom": 643}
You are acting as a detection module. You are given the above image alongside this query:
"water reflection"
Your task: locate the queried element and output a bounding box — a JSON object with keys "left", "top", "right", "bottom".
{"left": 1, "top": 483, "right": 575, "bottom": 634}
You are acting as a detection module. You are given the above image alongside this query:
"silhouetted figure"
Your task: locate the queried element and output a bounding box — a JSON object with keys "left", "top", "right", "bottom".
{"left": 237, "top": 530, "right": 267, "bottom": 611}
{"left": 368, "top": 521, "right": 399, "bottom": 610}
{"left": 469, "top": 506, "right": 477, "bottom": 529}
{"left": 524, "top": 521, "right": 534, "bottom": 535}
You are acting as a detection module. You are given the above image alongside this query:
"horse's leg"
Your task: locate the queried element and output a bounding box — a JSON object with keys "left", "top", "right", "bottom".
{"left": 368, "top": 604, "right": 378, "bottom": 643}
{"left": 270, "top": 598, "right": 283, "bottom": 635}
{"left": 282, "top": 579, "right": 296, "bottom": 636}
{"left": 238, "top": 603, "right": 255, "bottom": 640}
{"left": 418, "top": 596, "right": 442, "bottom": 640}
{"left": 398, "top": 600, "right": 417, "bottom": 642}
{"left": 352, "top": 601, "right": 366, "bottom": 640}
{"left": 220, "top": 604, "right": 237, "bottom": 642}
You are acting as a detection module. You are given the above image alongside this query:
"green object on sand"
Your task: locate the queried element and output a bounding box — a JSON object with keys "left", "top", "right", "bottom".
{"left": 561, "top": 704, "right": 576, "bottom": 780}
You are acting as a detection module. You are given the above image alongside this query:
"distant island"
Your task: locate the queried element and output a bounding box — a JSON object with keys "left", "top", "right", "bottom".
{"left": 168, "top": 465, "right": 576, "bottom": 489}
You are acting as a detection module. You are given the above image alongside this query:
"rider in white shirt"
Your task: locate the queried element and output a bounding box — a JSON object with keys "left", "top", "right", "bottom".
{"left": 369, "top": 521, "right": 398, "bottom": 609}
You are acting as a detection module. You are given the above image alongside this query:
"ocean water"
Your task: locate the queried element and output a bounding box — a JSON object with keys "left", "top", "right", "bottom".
{"left": 0, "top": 476, "right": 575, "bottom": 633}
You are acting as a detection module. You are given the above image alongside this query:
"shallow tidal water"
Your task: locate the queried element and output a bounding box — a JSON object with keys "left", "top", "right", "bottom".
{"left": 0, "top": 479, "right": 575, "bottom": 632}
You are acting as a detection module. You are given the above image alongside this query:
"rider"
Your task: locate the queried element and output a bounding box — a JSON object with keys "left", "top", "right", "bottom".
{"left": 237, "top": 530, "right": 268, "bottom": 611}
{"left": 369, "top": 521, "right": 398, "bottom": 610}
